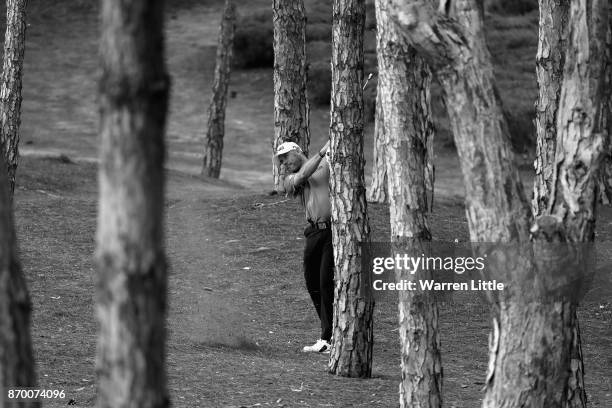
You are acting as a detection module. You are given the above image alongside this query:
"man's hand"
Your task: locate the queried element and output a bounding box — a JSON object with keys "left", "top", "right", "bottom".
{"left": 319, "top": 140, "right": 330, "bottom": 157}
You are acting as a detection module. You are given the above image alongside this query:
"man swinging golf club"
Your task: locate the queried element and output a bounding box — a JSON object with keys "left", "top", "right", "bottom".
{"left": 275, "top": 140, "right": 333, "bottom": 353}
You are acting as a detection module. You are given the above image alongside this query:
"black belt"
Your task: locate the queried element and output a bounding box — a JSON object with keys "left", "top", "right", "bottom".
{"left": 308, "top": 220, "right": 331, "bottom": 230}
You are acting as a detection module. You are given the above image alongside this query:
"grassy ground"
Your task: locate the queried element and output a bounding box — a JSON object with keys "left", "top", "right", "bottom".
{"left": 3, "top": 0, "right": 611, "bottom": 407}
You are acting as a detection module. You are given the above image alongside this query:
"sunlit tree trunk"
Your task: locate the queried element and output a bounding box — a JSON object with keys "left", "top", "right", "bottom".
{"left": 533, "top": 1, "right": 590, "bottom": 406}
{"left": 386, "top": 0, "right": 607, "bottom": 406}
{"left": 598, "top": 1, "right": 612, "bottom": 205}
{"left": 0, "top": 152, "right": 38, "bottom": 407}
{"left": 547, "top": 2, "right": 607, "bottom": 405}
{"left": 367, "top": 91, "right": 388, "bottom": 203}
{"left": 328, "top": 0, "right": 374, "bottom": 378}
{"left": 0, "top": 0, "right": 28, "bottom": 194}
{"left": 375, "top": 0, "right": 441, "bottom": 405}
{"left": 533, "top": 0, "right": 569, "bottom": 216}
{"left": 203, "top": 0, "right": 236, "bottom": 178}
{"left": 96, "top": 0, "right": 171, "bottom": 407}
{"left": 272, "top": 0, "right": 309, "bottom": 190}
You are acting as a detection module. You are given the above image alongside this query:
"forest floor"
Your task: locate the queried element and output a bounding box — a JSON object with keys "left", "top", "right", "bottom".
{"left": 5, "top": 0, "right": 612, "bottom": 407}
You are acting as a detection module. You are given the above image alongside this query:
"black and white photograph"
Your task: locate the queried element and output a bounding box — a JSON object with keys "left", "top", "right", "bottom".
{"left": 0, "top": 0, "right": 611, "bottom": 406}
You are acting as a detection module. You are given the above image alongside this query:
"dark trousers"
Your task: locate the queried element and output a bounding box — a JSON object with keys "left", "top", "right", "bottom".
{"left": 303, "top": 225, "right": 334, "bottom": 341}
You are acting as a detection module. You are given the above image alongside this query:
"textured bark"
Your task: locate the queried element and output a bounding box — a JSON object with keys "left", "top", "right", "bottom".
{"left": 533, "top": 1, "right": 593, "bottom": 406}
{"left": 272, "top": 0, "right": 309, "bottom": 189}
{"left": 547, "top": 2, "right": 608, "bottom": 404}
{"left": 96, "top": 1, "right": 170, "bottom": 407}
{"left": 598, "top": 1, "right": 612, "bottom": 205}
{"left": 203, "top": 0, "right": 236, "bottom": 178}
{"left": 376, "top": 1, "right": 441, "bottom": 405}
{"left": 389, "top": 0, "right": 533, "bottom": 242}
{"left": 0, "top": 153, "right": 38, "bottom": 407}
{"left": 386, "top": 0, "right": 608, "bottom": 406}
{"left": 533, "top": 0, "right": 569, "bottom": 216}
{"left": 548, "top": 0, "right": 607, "bottom": 242}
{"left": 0, "top": 0, "right": 27, "bottom": 195}
{"left": 367, "top": 90, "right": 388, "bottom": 203}
{"left": 328, "top": 0, "right": 374, "bottom": 378}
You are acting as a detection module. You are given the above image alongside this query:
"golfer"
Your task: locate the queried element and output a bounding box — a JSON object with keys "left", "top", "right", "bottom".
{"left": 275, "top": 140, "right": 333, "bottom": 353}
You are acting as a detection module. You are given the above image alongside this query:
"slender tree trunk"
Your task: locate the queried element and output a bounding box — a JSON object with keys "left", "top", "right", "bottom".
{"left": 0, "top": 156, "right": 38, "bottom": 407}
{"left": 272, "top": 0, "right": 309, "bottom": 189}
{"left": 367, "top": 90, "right": 388, "bottom": 203}
{"left": 386, "top": 0, "right": 607, "bottom": 406}
{"left": 96, "top": 1, "right": 170, "bottom": 407}
{"left": 375, "top": 0, "right": 441, "bottom": 405}
{"left": 328, "top": 0, "right": 374, "bottom": 378}
{"left": 598, "top": 0, "right": 612, "bottom": 205}
{"left": 203, "top": 0, "right": 236, "bottom": 178}
{"left": 533, "top": 0, "right": 569, "bottom": 216}
{"left": 0, "top": 0, "right": 27, "bottom": 195}
{"left": 0, "top": 2, "right": 37, "bottom": 402}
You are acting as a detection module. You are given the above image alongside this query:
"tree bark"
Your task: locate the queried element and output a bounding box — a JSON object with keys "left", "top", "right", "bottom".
{"left": 328, "top": 0, "right": 374, "bottom": 378}
{"left": 598, "top": 0, "right": 612, "bottom": 205}
{"left": 375, "top": 0, "right": 441, "bottom": 405}
{"left": 272, "top": 0, "right": 309, "bottom": 189}
{"left": 367, "top": 90, "right": 388, "bottom": 203}
{"left": 547, "top": 2, "right": 608, "bottom": 404}
{"left": 0, "top": 0, "right": 27, "bottom": 195}
{"left": 203, "top": 0, "right": 236, "bottom": 178}
{"left": 0, "top": 153, "right": 38, "bottom": 406}
{"left": 533, "top": 0, "right": 569, "bottom": 216}
{"left": 96, "top": 1, "right": 170, "bottom": 407}
{"left": 533, "top": 1, "right": 591, "bottom": 406}
{"left": 386, "top": 0, "right": 607, "bottom": 406}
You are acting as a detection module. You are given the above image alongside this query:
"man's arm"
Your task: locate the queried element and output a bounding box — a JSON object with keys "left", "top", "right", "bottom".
{"left": 291, "top": 140, "right": 330, "bottom": 187}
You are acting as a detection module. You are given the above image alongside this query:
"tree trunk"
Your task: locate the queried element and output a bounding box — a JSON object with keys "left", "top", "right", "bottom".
{"left": 375, "top": 0, "right": 442, "bottom": 405}
{"left": 533, "top": 0, "right": 569, "bottom": 216}
{"left": 0, "top": 0, "right": 27, "bottom": 195}
{"left": 598, "top": 1, "right": 612, "bottom": 205}
{"left": 328, "top": 0, "right": 374, "bottom": 378}
{"left": 533, "top": 1, "right": 590, "bottom": 406}
{"left": 547, "top": 1, "right": 608, "bottom": 404}
{"left": 386, "top": 0, "right": 607, "bottom": 406}
{"left": 96, "top": 1, "right": 170, "bottom": 407}
{"left": 272, "top": 0, "right": 309, "bottom": 190}
{"left": 0, "top": 156, "right": 38, "bottom": 407}
{"left": 203, "top": 0, "right": 236, "bottom": 178}
{"left": 367, "top": 90, "right": 388, "bottom": 203}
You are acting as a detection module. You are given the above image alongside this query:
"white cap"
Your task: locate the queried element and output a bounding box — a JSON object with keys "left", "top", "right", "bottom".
{"left": 274, "top": 141, "right": 302, "bottom": 157}
{"left": 274, "top": 142, "right": 303, "bottom": 167}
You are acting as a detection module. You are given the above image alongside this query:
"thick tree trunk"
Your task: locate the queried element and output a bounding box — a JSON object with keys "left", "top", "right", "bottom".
{"left": 533, "top": 0, "right": 569, "bottom": 216}
{"left": 533, "top": 1, "right": 590, "bottom": 406}
{"left": 96, "top": 1, "right": 170, "bottom": 407}
{"left": 386, "top": 0, "right": 607, "bottom": 406}
{"left": 375, "top": 0, "right": 441, "bottom": 405}
{"left": 367, "top": 90, "right": 388, "bottom": 203}
{"left": 203, "top": 0, "right": 236, "bottom": 178}
{"left": 547, "top": 2, "right": 608, "bottom": 404}
{"left": 0, "top": 0, "right": 27, "bottom": 195}
{"left": 328, "top": 0, "right": 374, "bottom": 378}
{"left": 272, "top": 0, "right": 309, "bottom": 189}
{"left": 0, "top": 156, "right": 38, "bottom": 407}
